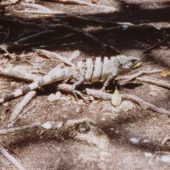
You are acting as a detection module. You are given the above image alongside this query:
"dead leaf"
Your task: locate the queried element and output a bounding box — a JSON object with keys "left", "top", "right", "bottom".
{"left": 111, "top": 88, "right": 122, "bottom": 107}
{"left": 160, "top": 70, "right": 170, "bottom": 77}
{"left": 133, "top": 62, "right": 142, "bottom": 68}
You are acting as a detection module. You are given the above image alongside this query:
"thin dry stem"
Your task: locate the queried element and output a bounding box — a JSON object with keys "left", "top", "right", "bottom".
{"left": 8, "top": 91, "right": 36, "bottom": 128}
{"left": 55, "top": 0, "right": 116, "bottom": 11}
{"left": 137, "top": 76, "right": 170, "bottom": 89}
{"left": 36, "top": 49, "right": 74, "bottom": 66}
{"left": 86, "top": 88, "right": 170, "bottom": 116}
{"left": 0, "top": 67, "right": 39, "bottom": 82}
{"left": 0, "top": 144, "right": 26, "bottom": 170}
{"left": 0, "top": 122, "right": 41, "bottom": 135}
{"left": 116, "top": 69, "right": 163, "bottom": 82}
{"left": 0, "top": 121, "right": 64, "bottom": 135}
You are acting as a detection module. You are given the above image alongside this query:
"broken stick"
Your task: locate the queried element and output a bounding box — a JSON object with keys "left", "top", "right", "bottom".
{"left": 136, "top": 76, "right": 170, "bottom": 89}
{"left": 0, "top": 66, "right": 39, "bottom": 82}
{"left": 0, "top": 122, "right": 41, "bottom": 135}
{"left": 8, "top": 91, "right": 36, "bottom": 128}
{"left": 0, "top": 144, "right": 26, "bottom": 170}
{"left": 116, "top": 69, "right": 163, "bottom": 82}
{"left": 86, "top": 88, "right": 170, "bottom": 116}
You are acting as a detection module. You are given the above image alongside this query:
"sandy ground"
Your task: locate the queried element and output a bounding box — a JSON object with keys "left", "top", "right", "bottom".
{"left": 0, "top": 0, "right": 170, "bottom": 169}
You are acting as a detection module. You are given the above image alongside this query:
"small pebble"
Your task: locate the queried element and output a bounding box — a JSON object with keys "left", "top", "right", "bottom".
{"left": 144, "top": 152, "right": 153, "bottom": 157}
{"left": 129, "top": 137, "right": 140, "bottom": 145}
{"left": 101, "top": 117, "right": 106, "bottom": 121}
{"left": 47, "top": 91, "right": 61, "bottom": 102}
{"left": 41, "top": 122, "right": 53, "bottom": 129}
{"left": 160, "top": 155, "right": 170, "bottom": 163}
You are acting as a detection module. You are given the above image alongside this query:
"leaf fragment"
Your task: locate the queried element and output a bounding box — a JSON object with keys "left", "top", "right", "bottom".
{"left": 111, "top": 88, "right": 122, "bottom": 107}
{"left": 133, "top": 62, "right": 142, "bottom": 69}
{"left": 160, "top": 70, "right": 170, "bottom": 77}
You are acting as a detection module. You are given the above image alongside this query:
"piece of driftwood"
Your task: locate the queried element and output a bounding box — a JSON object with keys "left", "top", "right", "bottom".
{"left": 0, "top": 144, "right": 26, "bottom": 170}
{"left": 86, "top": 88, "right": 170, "bottom": 116}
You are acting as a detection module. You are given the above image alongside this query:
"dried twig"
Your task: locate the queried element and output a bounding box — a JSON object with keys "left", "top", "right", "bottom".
{"left": 143, "top": 38, "right": 168, "bottom": 54}
{"left": 15, "top": 30, "right": 55, "bottom": 44}
{"left": 0, "top": 15, "right": 42, "bottom": 29}
{"left": 50, "top": 0, "right": 116, "bottom": 11}
{"left": 12, "top": 2, "right": 65, "bottom": 15}
{"left": 8, "top": 91, "right": 36, "bottom": 128}
{"left": 0, "top": 122, "right": 41, "bottom": 135}
{"left": 13, "top": 22, "right": 116, "bottom": 52}
{"left": 86, "top": 88, "right": 170, "bottom": 116}
{"left": 0, "top": 66, "right": 39, "bottom": 81}
{"left": 0, "top": 121, "right": 64, "bottom": 135}
{"left": 116, "top": 69, "right": 163, "bottom": 82}
{"left": 136, "top": 76, "right": 170, "bottom": 89}
{"left": 161, "top": 136, "right": 170, "bottom": 146}
{"left": 0, "top": 144, "right": 26, "bottom": 170}
{"left": 36, "top": 49, "right": 74, "bottom": 66}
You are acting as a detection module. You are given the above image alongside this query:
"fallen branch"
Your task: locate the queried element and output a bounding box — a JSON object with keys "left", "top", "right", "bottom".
{"left": 0, "top": 121, "right": 64, "bottom": 135}
{"left": 8, "top": 91, "right": 36, "bottom": 128}
{"left": 15, "top": 30, "right": 55, "bottom": 44}
{"left": 50, "top": 0, "right": 116, "bottom": 12}
{"left": 143, "top": 38, "right": 168, "bottom": 54}
{"left": 12, "top": 2, "right": 65, "bottom": 15}
{"left": 0, "top": 66, "right": 39, "bottom": 82}
{"left": 36, "top": 49, "right": 74, "bottom": 66}
{"left": 0, "top": 122, "right": 41, "bottom": 135}
{"left": 116, "top": 69, "right": 163, "bottom": 82}
{"left": 69, "top": 50, "right": 81, "bottom": 61}
{"left": 136, "top": 76, "right": 170, "bottom": 89}
{"left": 86, "top": 88, "right": 170, "bottom": 116}
{"left": 0, "top": 144, "right": 26, "bottom": 170}
{"left": 14, "top": 23, "right": 117, "bottom": 52}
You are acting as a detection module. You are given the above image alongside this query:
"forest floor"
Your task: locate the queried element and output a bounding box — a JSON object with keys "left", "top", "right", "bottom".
{"left": 0, "top": 0, "right": 170, "bottom": 169}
